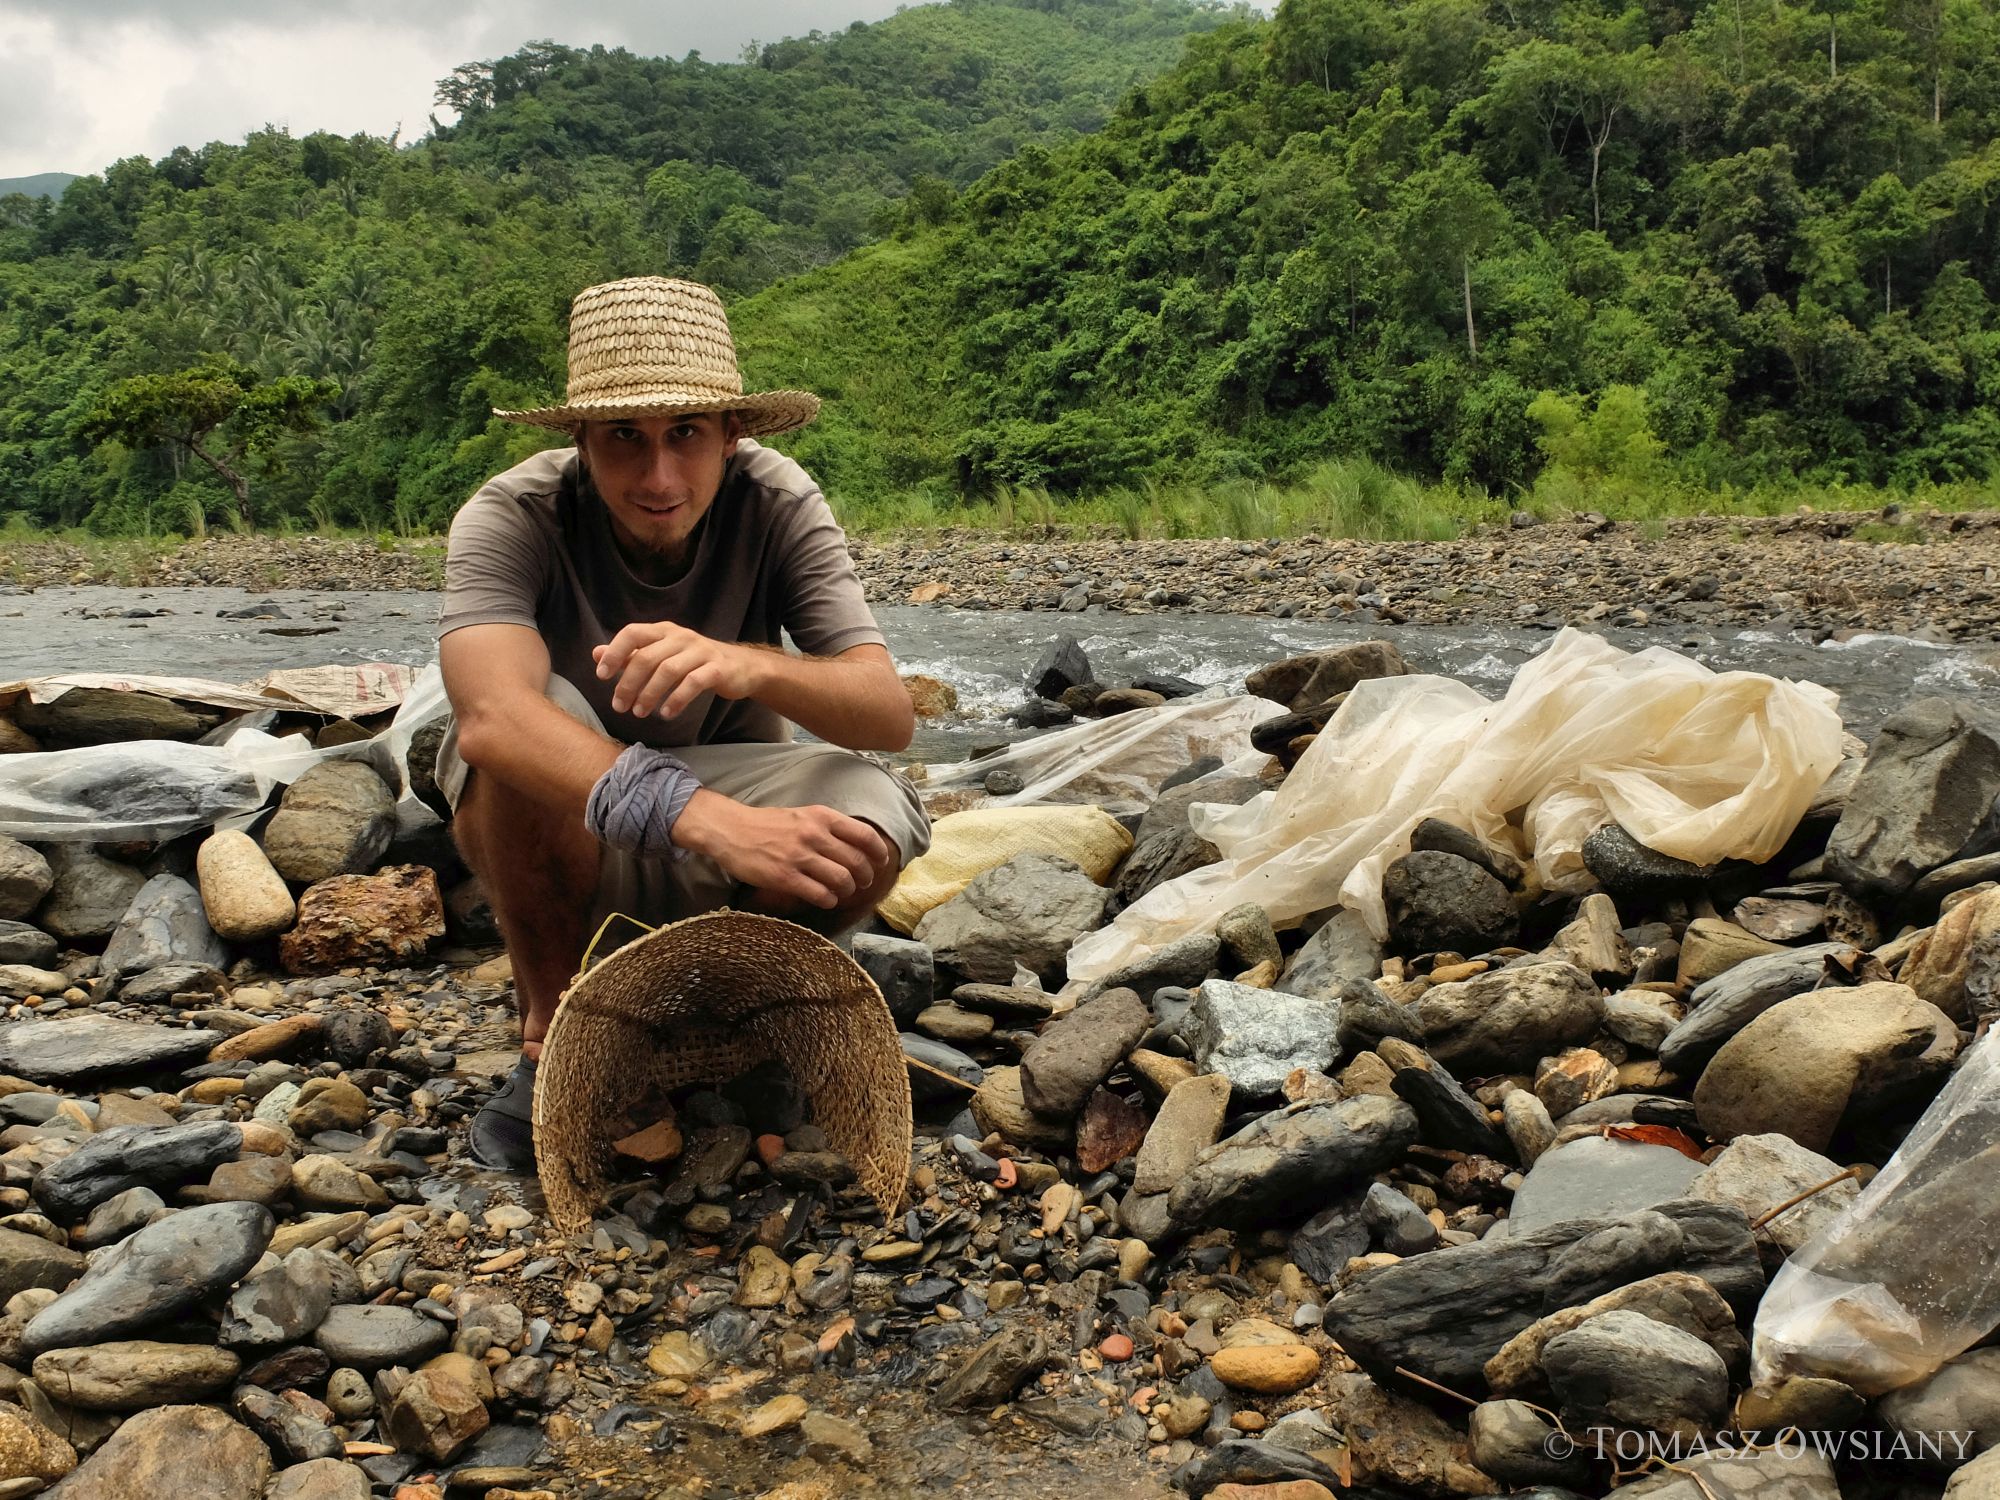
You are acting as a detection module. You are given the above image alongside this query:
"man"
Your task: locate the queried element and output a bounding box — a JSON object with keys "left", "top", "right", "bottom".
{"left": 434, "top": 276, "right": 930, "bottom": 1172}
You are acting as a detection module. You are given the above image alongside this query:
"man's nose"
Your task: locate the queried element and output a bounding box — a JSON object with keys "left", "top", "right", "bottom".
{"left": 642, "top": 441, "right": 677, "bottom": 490}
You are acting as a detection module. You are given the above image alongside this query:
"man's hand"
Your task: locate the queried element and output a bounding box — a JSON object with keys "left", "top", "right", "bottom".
{"left": 592, "top": 622, "right": 765, "bottom": 719}
{"left": 673, "top": 791, "right": 894, "bottom": 910}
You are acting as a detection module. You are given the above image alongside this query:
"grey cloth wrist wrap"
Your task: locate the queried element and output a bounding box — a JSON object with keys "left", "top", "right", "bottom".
{"left": 584, "top": 744, "right": 703, "bottom": 861}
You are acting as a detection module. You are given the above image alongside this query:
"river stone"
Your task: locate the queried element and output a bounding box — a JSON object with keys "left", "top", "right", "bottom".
{"left": 0, "top": 1399, "right": 75, "bottom": 1486}
{"left": 1278, "top": 909, "right": 1383, "bottom": 999}
{"left": 850, "top": 933, "right": 933, "bottom": 1027}
{"left": 1246, "top": 640, "right": 1409, "bottom": 712}
{"left": 1485, "top": 1271, "right": 1749, "bottom": 1397}
{"left": 261, "top": 761, "right": 396, "bottom": 885}
{"left": 1132, "top": 1073, "right": 1231, "bottom": 1196}
{"left": 117, "top": 963, "right": 229, "bottom": 1006}
{"left": 195, "top": 830, "right": 296, "bottom": 944}
{"left": 267, "top": 1458, "right": 371, "bottom": 1500}
{"left": 0, "top": 1224, "right": 85, "bottom": 1303}
{"left": 1093, "top": 931, "right": 1221, "bottom": 1003}
{"left": 1685, "top": 1133, "right": 1860, "bottom": 1255}
{"left": 1946, "top": 1449, "right": 2000, "bottom": 1500}
{"left": 0, "top": 919, "right": 57, "bottom": 968}
{"left": 314, "top": 1303, "right": 450, "bottom": 1369}
{"left": 1827, "top": 696, "right": 2000, "bottom": 902}
{"left": 1675, "top": 918, "right": 1786, "bottom": 986}
{"left": 0, "top": 837, "right": 53, "bottom": 923}
{"left": 34, "top": 1121, "right": 243, "bottom": 1222}
{"left": 1693, "top": 982, "right": 1960, "bottom": 1152}
{"left": 1215, "top": 904, "right": 1281, "bottom": 971}
{"left": 43, "top": 1402, "right": 269, "bottom": 1500}
{"left": 220, "top": 1257, "right": 334, "bottom": 1349}
{"left": 938, "top": 1326, "right": 1048, "bottom": 1409}
{"left": 1508, "top": 1135, "right": 1705, "bottom": 1232}
{"left": 916, "top": 852, "right": 1110, "bottom": 988}
{"left": 33, "top": 846, "right": 145, "bottom": 944}
{"left": 970, "top": 1066, "right": 1070, "bottom": 1151}
{"left": 14, "top": 688, "right": 218, "bottom": 748}
{"left": 321, "top": 1006, "right": 393, "bottom": 1068}
{"left": 1325, "top": 1199, "right": 1761, "bottom": 1390}
{"left": 1543, "top": 1308, "right": 1730, "bottom": 1440}
{"left": 1876, "top": 1348, "right": 2000, "bottom": 1460}
{"left": 0, "top": 964, "right": 68, "bottom": 999}
{"left": 1289, "top": 1190, "right": 1371, "bottom": 1283}
{"left": 31, "top": 1340, "right": 241, "bottom": 1410}
{"left": 1113, "top": 775, "right": 1263, "bottom": 907}
{"left": 1615, "top": 1449, "right": 1842, "bottom": 1500}
{"left": 1187, "top": 979, "right": 1340, "bottom": 1101}
{"left": 1410, "top": 962, "right": 1604, "bottom": 1076}
{"left": 1657, "top": 943, "right": 1852, "bottom": 1074}
{"left": 903, "top": 1033, "right": 983, "bottom": 1103}
{"left": 1167, "top": 1094, "right": 1417, "bottom": 1230}
{"left": 291, "top": 1154, "right": 389, "bottom": 1211}
{"left": 1902, "top": 886, "right": 2000, "bottom": 1024}
{"left": 0, "top": 1015, "right": 221, "bottom": 1085}
{"left": 22, "top": 1201, "right": 274, "bottom": 1355}
{"left": 378, "top": 1364, "right": 489, "bottom": 1462}
{"left": 77, "top": 1187, "right": 165, "bottom": 1250}
{"left": 1383, "top": 850, "right": 1519, "bottom": 956}
{"left": 100, "top": 875, "right": 227, "bottom": 981}
{"left": 1028, "top": 637, "right": 1092, "bottom": 701}
{"left": 1581, "top": 824, "right": 1717, "bottom": 898}
{"left": 1468, "top": 1399, "right": 1591, "bottom": 1488}
{"left": 1020, "top": 987, "right": 1149, "bottom": 1119}
{"left": 1184, "top": 1438, "right": 1340, "bottom": 1497}
{"left": 279, "top": 864, "right": 445, "bottom": 974}
{"left": 1385, "top": 1043, "right": 1508, "bottom": 1157}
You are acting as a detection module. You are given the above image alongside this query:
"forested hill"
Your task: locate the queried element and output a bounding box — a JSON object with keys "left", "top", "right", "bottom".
{"left": 0, "top": 0, "right": 1236, "bottom": 534}
{"left": 738, "top": 0, "right": 2000, "bottom": 509}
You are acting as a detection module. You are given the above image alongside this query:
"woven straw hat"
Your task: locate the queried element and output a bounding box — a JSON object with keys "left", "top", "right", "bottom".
{"left": 533, "top": 910, "right": 912, "bottom": 1234}
{"left": 494, "top": 276, "right": 820, "bottom": 436}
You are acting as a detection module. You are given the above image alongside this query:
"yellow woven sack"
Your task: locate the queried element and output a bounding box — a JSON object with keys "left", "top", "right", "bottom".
{"left": 878, "top": 804, "right": 1133, "bottom": 935}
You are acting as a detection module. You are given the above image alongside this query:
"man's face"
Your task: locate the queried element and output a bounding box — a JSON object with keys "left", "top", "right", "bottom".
{"left": 578, "top": 412, "right": 740, "bottom": 563}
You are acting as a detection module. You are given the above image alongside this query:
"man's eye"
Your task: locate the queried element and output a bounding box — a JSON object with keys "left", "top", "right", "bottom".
{"left": 613, "top": 426, "right": 642, "bottom": 442}
{"left": 672, "top": 423, "right": 699, "bottom": 440}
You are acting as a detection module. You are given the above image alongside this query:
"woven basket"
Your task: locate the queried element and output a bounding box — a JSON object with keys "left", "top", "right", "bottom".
{"left": 533, "top": 910, "right": 912, "bottom": 1233}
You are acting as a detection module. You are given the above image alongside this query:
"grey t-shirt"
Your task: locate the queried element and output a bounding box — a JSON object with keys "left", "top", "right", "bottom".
{"left": 438, "top": 440, "right": 885, "bottom": 748}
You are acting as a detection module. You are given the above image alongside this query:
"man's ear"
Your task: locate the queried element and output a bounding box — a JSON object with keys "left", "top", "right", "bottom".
{"left": 723, "top": 412, "right": 744, "bottom": 459}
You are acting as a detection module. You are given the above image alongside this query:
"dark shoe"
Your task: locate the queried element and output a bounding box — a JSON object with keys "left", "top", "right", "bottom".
{"left": 469, "top": 1055, "right": 537, "bottom": 1173}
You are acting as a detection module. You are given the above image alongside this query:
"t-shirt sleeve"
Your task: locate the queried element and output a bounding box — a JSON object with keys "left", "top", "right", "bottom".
{"left": 437, "top": 490, "right": 552, "bottom": 639}
{"left": 776, "top": 488, "right": 887, "bottom": 658}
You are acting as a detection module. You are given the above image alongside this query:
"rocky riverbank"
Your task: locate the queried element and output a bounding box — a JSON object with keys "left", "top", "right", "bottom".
{"left": 0, "top": 636, "right": 1995, "bottom": 1499}
{"left": 4, "top": 506, "right": 1998, "bottom": 640}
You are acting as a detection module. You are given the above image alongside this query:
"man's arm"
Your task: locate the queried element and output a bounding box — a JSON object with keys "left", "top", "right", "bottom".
{"left": 591, "top": 627, "right": 915, "bottom": 753}
{"left": 441, "top": 623, "right": 623, "bottom": 816}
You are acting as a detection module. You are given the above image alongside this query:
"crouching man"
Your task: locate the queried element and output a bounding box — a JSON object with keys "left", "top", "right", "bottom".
{"left": 434, "top": 276, "right": 929, "bottom": 1171}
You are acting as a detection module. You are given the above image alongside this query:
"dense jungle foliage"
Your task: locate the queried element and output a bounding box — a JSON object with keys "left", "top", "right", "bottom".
{"left": 3, "top": 0, "right": 1999, "bottom": 538}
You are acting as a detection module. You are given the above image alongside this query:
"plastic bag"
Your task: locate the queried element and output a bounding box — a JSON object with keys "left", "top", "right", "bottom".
{"left": 0, "top": 664, "right": 452, "bottom": 845}
{"left": 913, "top": 693, "right": 1281, "bottom": 818}
{"left": 1066, "top": 628, "right": 1846, "bottom": 985}
{"left": 878, "top": 804, "right": 1134, "bottom": 935}
{"left": 1750, "top": 1022, "right": 2000, "bottom": 1396}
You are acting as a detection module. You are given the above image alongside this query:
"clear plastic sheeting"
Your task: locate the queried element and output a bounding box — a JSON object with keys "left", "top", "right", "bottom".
{"left": 912, "top": 692, "right": 1281, "bottom": 818}
{"left": 0, "top": 664, "right": 451, "bottom": 845}
{"left": 1751, "top": 1023, "right": 2000, "bottom": 1397}
{"left": 1067, "top": 628, "right": 1846, "bottom": 985}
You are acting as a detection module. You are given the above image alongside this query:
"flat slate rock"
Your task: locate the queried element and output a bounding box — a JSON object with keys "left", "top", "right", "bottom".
{"left": 1508, "top": 1135, "right": 1707, "bottom": 1233}
{"left": 0, "top": 1015, "right": 221, "bottom": 1084}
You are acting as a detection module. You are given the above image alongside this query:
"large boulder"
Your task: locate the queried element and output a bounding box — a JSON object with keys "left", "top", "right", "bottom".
{"left": 43, "top": 1403, "right": 268, "bottom": 1500}
{"left": 1693, "top": 982, "right": 1960, "bottom": 1152}
{"left": 261, "top": 760, "right": 397, "bottom": 885}
{"left": 1410, "top": 961, "right": 1604, "bottom": 1076}
{"left": 1166, "top": 1094, "right": 1416, "bottom": 1230}
{"left": 0, "top": 834, "right": 53, "bottom": 921}
{"left": 196, "top": 830, "right": 297, "bottom": 943}
{"left": 33, "top": 846, "right": 145, "bottom": 944}
{"left": 101, "top": 874, "right": 228, "bottom": 980}
{"left": 1825, "top": 696, "right": 2000, "bottom": 902}
{"left": 914, "top": 852, "right": 1109, "bottom": 988}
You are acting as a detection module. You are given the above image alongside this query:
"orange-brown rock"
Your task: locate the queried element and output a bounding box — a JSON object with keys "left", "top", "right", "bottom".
{"left": 279, "top": 866, "right": 445, "bottom": 975}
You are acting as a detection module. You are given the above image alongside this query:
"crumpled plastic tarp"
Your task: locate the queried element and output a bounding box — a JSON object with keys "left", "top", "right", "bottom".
{"left": 0, "top": 665, "right": 451, "bottom": 844}
{"left": 1750, "top": 1021, "right": 2000, "bottom": 1396}
{"left": 1066, "top": 627, "right": 1846, "bottom": 985}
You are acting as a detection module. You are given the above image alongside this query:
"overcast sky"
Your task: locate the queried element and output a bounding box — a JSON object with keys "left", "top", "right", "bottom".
{"left": 0, "top": 1, "right": 930, "bottom": 179}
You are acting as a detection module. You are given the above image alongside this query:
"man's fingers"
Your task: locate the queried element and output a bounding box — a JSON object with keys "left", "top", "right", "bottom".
{"left": 619, "top": 650, "right": 694, "bottom": 717}
{"left": 660, "top": 662, "right": 721, "bottom": 720}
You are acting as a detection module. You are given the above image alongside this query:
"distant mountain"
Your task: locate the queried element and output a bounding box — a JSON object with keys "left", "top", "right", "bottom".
{"left": 0, "top": 173, "right": 76, "bottom": 200}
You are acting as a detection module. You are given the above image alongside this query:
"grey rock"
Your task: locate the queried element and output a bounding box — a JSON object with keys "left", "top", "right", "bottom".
{"left": 266, "top": 1458, "right": 371, "bottom": 1500}
{"left": 220, "top": 1257, "right": 334, "bottom": 1349}
{"left": 902, "top": 1033, "right": 983, "bottom": 1103}
{"left": 914, "top": 852, "right": 1110, "bottom": 988}
{"left": 261, "top": 760, "right": 397, "bottom": 885}
{"left": 1290, "top": 1191, "right": 1371, "bottom": 1283}
{"left": 1216, "top": 903, "right": 1281, "bottom": 971}
{"left": 1827, "top": 696, "right": 2000, "bottom": 902}
{"left": 1485, "top": 1270, "right": 1750, "bottom": 1398}
{"left": 100, "top": 875, "right": 226, "bottom": 980}
{"left": 1020, "top": 987, "right": 1149, "bottom": 1119}
{"left": 321, "top": 1006, "right": 393, "bottom": 1068}
{"left": 938, "top": 1326, "right": 1047, "bottom": 1409}
{"left": 0, "top": 1015, "right": 222, "bottom": 1085}
{"left": 0, "top": 1223, "right": 85, "bottom": 1303}
{"left": 76, "top": 1187, "right": 165, "bottom": 1250}
{"left": 1612, "top": 1449, "right": 1841, "bottom": 1500}
{"left": 35, "top": 1121, "right": 243, "bottom": 1222}
{"left": 1582, "top": 825, "right": 1716, "bottom": 899}
{"left": 116, "top": 963, "right": 229, "bottom": 1005}
{"left": 1113, "top": 775, "right": 1263, "bottom": 906}
{"left": 1167, "top": 1094, "right": 1418, "bottom": 1229}
{"left": 43, "top": 1401, "right": 270, "bottom": 1500}
{"left": 14, "top": 688, "right": 219, "bottom": 747}
{"left": 31, "top": 1340, "right": 241, "bottom": 1410}
{"left": 1384, "top": 850, "right": 1519, "bottom": 956}
{"left": 1095, "top": 931, "right": 1220, "bottom": 1002}
{"left": 1602, "top": 991, "right": 1681, "bottom": 1053}
{"left": 1503, "top": 1086, "right": 1558, "bottom": 1164}
{"left": 1543, "top": 1308, "right": 1730, "bottom": 1438}
{"left": 1560, "top": 1092, "right": 1700, "bottom": 1131}
{"left": 0, "top": 835, "right": 54, "bottom": 921}
{"left": 1334, "top": 977, "right": 1426, "bottom": 1052}
{"left": 1324, "top": 1199, "right": 1761, "bottom": 1389}
{"left": 1658, "top": 943, "right": 1852, "bottom": 1074}
{"left": 1389, "top": 1053, "right": 1508, "bottom": 1157}
{"left": 1183, "top": 1437, "right": 1340, "bottom": 1497}
{"left": 1028, "top": 637, "right": 1092, "bottom": 701}
{"left": 313, "top": 1303, "right": 450, "bottom": 1369}
{"left": 1510, "top": 1136, "right": 1707, "bottom": 1233}
{"left": 1686, "top": 1134, "right": 1860, "bottom": 1255}
{"left": 1245, "top": 640, "right": 1410, "bottom": 712}
{"left": 1946, "top": 1448, "right": 2000, "bottom": 1499}
{"left": 235, "top": 1380, "right": 344, "bottom": 1464}
{"left": 1468, "top": 1400, "right": 1591, "bottom": 1488}
{"left": 1187, "top": 978, "right": 1340, "bottom": 1101}
{"left": 1278, "top": 908, "right": 1383, "bottom": 999}
{"left": 1411, "top": 962, "right": 1605, "bottom": 1076}
{"left": 23, "top": 1201, "right": 274, "bottom": 1354}
{"left": 34, "top": 846, "right": 145, "bottom": 944}
{"left": 1876, "top": 1347, "right": 2000, "bottom": 1460}
{"left": 1363, "top": 1181, "right": 1439, "bottom": 1255}
{"left": 1410, "top": 818, "right": 1523, "bottom": 886}
{"left": 851, "top": 934, "right": 934, "bottom": 1027}
{"left": 0, "top": 918, "right": 57, "bottom": 967}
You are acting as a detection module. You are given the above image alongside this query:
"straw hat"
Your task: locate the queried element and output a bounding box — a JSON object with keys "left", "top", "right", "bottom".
{"left": 533, "top": 910, "right": 912, "bottom": 1234}
{"left": 494, "top": 276, "right": 820, "bottom": 436}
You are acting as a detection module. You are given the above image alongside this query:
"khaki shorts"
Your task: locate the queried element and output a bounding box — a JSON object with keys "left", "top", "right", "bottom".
{"left": 434, "top": 674, "right": 931, "bottom": 936}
